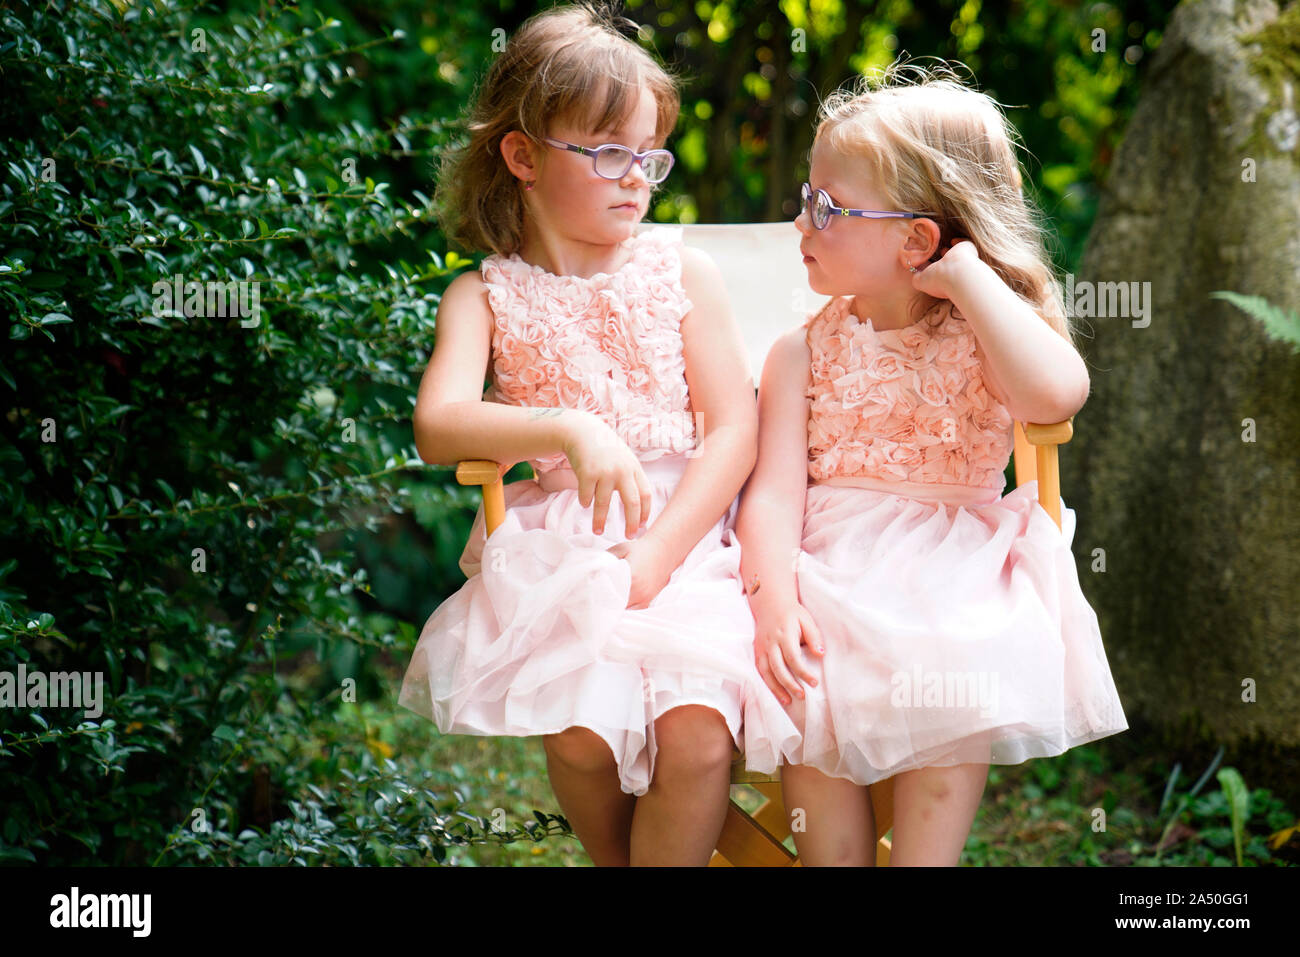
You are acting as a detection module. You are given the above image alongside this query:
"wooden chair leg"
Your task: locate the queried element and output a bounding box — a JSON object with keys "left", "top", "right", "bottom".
{"left": 1019, "top": 421, "right": 1071, "bottom": 535}
{"left": 711, "top": 796, "right": 797, "bottom": 867}
{"left": 710, "top": 752, "right": 795, "bottom": 866}
{"left": 1012, "top": 422, "right": 1036, "bottom": 487}
{"left": 710, "top": 778, "right": 895, "bottom": 867}
{"left": 869, "top": 778, "right": 894, "bottom": 866}
{"left": 710, "top": 748, "right": 899, "bottom": 866}
{"left": 1035, "top": 443, "right": 1062, "bottom": 528}
{"left": 750, "top": 782, "right": 791, "bottom": 839}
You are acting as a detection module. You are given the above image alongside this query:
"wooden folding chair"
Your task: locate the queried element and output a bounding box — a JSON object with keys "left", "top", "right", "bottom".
{"left": 450, "top": 222, "right": 1074, "bottom": 866}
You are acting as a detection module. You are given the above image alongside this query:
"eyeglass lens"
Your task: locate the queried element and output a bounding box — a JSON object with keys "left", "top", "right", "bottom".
{"left": 800, "top": 184, "right": 829, "bottom": 228}
{"left": 593, "top": 146, "right": 671, "bottom": 182}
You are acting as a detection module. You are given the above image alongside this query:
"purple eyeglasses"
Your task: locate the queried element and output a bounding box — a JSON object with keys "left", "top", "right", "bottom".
{"left": 543, "top": 136, "right": 675, "bottom": 184}
{"left": 800, "top": 182, "right": 937, "bottom": 230}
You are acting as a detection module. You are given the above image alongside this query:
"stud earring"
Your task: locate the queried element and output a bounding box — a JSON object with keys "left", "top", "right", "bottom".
{"left": 524, "top": 180, "right": 534, "bottom": 191}
{"left": 908, "top": 263, "right": 919, "bottom": 273}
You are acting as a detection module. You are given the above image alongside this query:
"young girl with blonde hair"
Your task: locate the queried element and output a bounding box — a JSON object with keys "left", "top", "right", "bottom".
{"left": 737, "top": 63, "right": 1127, "bottom": 866}
{"left": 398, "top": 2, "right": 794, "bottom": 866}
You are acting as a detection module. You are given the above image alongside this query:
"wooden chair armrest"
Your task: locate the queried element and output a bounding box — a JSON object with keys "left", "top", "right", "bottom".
{"left": 1011, "top": 417, "right": 1073, "bottom": 531}
{"left": 1021, "top": 419, "right": 1074, "bottom": 446}
{"left": 455, "top": 460, "right": 506, "bottom": 485}
{"left": 455, "top": 459, "right": 507, "bottom": 537}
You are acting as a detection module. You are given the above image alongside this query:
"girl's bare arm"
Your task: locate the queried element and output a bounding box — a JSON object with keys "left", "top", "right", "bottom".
{"left": 737, "top": 325, "right": 824, "bottom": 701}
{"left": 413, "top": 270, "right": 581, "bottom": 468}
{"left": 637, "top": 247, "right": 758, "bottom": 571}
{"left": 919, "top": 243, "right": 1090, "bottom": 424}
{"left": 414, "top": 270, "right": 650, "bottom": 537}
{"left": 736, "top": 326, "right": 812, "bottom": 620}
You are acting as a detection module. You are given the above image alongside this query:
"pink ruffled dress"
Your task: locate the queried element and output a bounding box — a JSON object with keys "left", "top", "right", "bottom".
{"left": 763, "top": 295, "right": 1127, "bottom": 784}
{"left": 398, "top": 226, "right": 796, "bottom": 795}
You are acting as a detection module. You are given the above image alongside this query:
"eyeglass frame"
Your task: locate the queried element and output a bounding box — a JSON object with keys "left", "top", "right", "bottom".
{"left": 541, "top": 136, "right": 675, "bottom": 183}
{"left": 800, "top": 182, "right": 937, "bottom": 229}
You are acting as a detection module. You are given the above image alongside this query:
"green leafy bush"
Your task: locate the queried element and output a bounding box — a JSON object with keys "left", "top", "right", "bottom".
{"left": 0, "top": 0, "right": 569, "bottom": 865}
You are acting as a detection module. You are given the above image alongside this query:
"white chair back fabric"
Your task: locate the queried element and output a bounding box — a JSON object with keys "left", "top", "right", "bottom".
{"left": 641, "top": 221, "right": 829, "bottom": 383}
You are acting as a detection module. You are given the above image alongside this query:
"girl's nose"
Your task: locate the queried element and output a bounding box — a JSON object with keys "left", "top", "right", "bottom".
{"left": 621, "top": 160, "right": 650, "bottom": 188}
{"left": 795, "top": 206, "right": 813, "bottom": 237}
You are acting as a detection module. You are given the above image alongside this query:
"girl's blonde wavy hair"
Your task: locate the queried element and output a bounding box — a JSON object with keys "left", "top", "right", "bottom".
{"left": 816, "top": 61, "right": 1071, "bottom": 342}
{"left": 436, "top": 2, "right": 679, "bottom": 257}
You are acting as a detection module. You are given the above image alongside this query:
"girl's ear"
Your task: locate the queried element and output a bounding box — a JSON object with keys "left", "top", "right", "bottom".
{"left": 500, "top": 131, "right": 539, "bottom": 183}
{"left": 900, "top": 217, "right": 943, "bottom": 267}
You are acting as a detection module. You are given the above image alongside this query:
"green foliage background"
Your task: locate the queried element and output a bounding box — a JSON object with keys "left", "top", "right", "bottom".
{"left": 9, "top": 0, "right": 1285, "bottom": 870}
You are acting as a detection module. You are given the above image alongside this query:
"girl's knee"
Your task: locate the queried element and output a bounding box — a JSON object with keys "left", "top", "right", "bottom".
{"left": 917, "top": 776, "right": 954, "bottom": 804}
{"left": 905, "top": 764, "right": 988, "bottom": 807}
{"left": 542, "top": 726, "right": 614, "bottom": 773}
{"left": 653, "top": 704, "right": 735, "bottom": 776}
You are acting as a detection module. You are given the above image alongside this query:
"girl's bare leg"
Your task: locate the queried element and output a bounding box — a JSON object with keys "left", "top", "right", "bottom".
{"left": 629, "top": 704, "right": 734, "bottom": 866}
{"left": 542, "top": 726, "right": 636, "bottom": 866}
{"left": 888, "top": 762, "right": 989, "bottom": 866}
{"left": 782, "top": 763, "right": 876, "bottom": 865}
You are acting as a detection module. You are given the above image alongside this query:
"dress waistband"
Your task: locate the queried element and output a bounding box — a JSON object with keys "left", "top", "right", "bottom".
{"left": 810, "top": 474, "right": 1003, "bottom": 507}
{"left": 534, "top": 450, "right": 696, "bottom": 493}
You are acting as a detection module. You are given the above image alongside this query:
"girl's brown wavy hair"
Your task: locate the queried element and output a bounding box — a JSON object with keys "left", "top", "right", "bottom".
{"left": 436, "top": 2, "right": 679, "bottom": 257}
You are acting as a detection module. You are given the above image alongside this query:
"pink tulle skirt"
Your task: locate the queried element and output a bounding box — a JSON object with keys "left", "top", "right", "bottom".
{"left": 754, "top": 477, "right": 1128, "bottom": 785}
{"left": 398, "top": 451, "right": 798, "bottom": 796}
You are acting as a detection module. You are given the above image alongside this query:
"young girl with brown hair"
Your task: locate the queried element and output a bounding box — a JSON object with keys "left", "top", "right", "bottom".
{"left": 399, "top": 2, "right": 794, "bottom": 866}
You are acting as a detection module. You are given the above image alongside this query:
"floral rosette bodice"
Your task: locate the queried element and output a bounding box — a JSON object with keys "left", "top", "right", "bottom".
{"left": 804, "top": 296, "right": 1015, "bottom": 489}
{"left": 479, "top": 227, "right": 698, "bottom": 473}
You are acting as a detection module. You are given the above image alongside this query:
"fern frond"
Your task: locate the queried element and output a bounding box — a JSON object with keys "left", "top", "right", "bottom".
{"left": 1210, "top": 291, "right": 1300, "bottom": 352}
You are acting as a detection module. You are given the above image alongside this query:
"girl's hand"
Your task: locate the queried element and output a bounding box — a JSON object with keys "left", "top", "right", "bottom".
{"left": 910, "top": 238, "right": 984, "bottom": 301}
{"left": 606, "top": 537, "right": 675, "bottom": 610}
{"left": 753, "top": 603, "right": 824, "bottom": 706}
{"left": 560, "top": 412, "right": 653, "bottom": 538}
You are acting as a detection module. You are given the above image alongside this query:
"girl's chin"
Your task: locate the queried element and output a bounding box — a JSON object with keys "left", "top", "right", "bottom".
{"left": 568, "top": 221, "right": 638, "bottom": 246}
{"left": 803, "top": 265, "right": 836, "bottom": 296}
{"left": 603, "top": 217, "right": 642, "bottom": 241}
{"left": 803, "top": 265, "right": 872, "bottom": 299}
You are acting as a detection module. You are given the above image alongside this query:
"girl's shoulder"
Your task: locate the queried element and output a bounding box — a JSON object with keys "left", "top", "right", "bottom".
{"left": 676, "top": 239, "right": 726, "bottom": 293}
{"left": 443, "top": 265, "right": 489, "bottom": 303}
{"left": 434, "top": 267, "right": 494, "bottom": 340}
{"left": 769, "top": 322, "right": 814, "bottom": 369}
